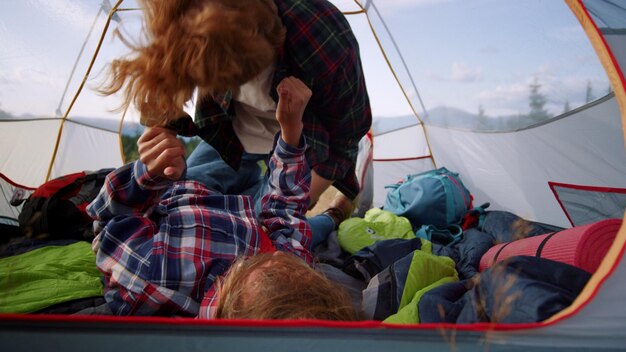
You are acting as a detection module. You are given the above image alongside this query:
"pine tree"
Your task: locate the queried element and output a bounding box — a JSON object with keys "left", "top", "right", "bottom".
{"left": 585, "top": 81, "right": 595, "bottom": 103}
{"left": 528, "top": 77, "right": 550, "bottom": 123}
{"left": 122, "top": 133, "right": 141, "bottom": 162}
{"left": 0, "top": 102, "right": 13, "bottom": 119}
{"left": 563, "top": 99, "right": 571, "bottom": 114}
{"left": 477, "top": 104, "right": 488, "bottom": 129}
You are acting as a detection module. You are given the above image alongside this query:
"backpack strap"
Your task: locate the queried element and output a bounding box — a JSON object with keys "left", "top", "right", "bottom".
{"left": 535, "top": 231, "right": 562, "bottom": 257}
{"left": 18, "top": 197, "right": 47, "bottom": 238}
{"left": 490, "top": 240, "right": 514, "bottom": 266}
{"left": 415, "top": 224, "right": 463, "bottom": 246}
{"left": 460, "top": 202, "right": 490, "bottom": 230}
{"left": 64, "top": 172, "right": 100, "bottom": 209}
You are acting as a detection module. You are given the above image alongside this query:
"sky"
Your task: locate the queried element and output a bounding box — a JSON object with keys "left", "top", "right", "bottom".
{"left": 0, "top": 0, "right": 611, "bottom": 126}
{"left": 348, "top": 0, "right": 610, "bottom": 119}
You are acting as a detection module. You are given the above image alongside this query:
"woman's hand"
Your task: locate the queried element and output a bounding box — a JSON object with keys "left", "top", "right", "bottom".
{"left": 276, "top": 76, "right": 311, "bottom": 147}
{"left": 137, "top": 127, "right": 186, "bottom": 180}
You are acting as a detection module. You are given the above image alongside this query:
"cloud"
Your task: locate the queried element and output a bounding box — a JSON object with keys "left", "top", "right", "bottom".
{"left": 477, "top": 82, "right": 528, "bottom": 107}
{"left": 423, "top": 63, "right": 483, "bottom": 83}
{"left": 28, "top": 0, "right": 95, "bottom": 31}
{"left": 424, "top": 69, "right": 447, "bottom": 82}
{"left": 368, "top": 0, "right": 452, "bottom": 16}
{"left": 547, "top": 25, "right": 585, "bottom": 42}
{"left": 479, "top": 46, "right": 499, "bottom": 55}
{"left": 374, "top": 0, "right": 451, "bottom": 9}
{"left": 451, "top": 63, "right": 482, "bottom": 82}
{"left": 0, "top": 22, "right": 29, "bottom": 65}
{"left": 472, "top": 71, "right": 610, "bottom": 117}
{"left": 1, "top": 67, "right": 60, "bottom": 91}
{"left": 573, "top": 53, "right": 601, "bottom": 65}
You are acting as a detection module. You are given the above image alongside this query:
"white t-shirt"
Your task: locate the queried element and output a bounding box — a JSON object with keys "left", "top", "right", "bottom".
{"left": 232, "top": 64, "right": 280, "bottom": 154}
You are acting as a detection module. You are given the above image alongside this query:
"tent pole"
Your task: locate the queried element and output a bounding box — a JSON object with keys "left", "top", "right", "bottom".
{"left": 547, "top": 0, "right": 626, "bottom": 324}
{"left": 363, "top": 1, "right": 437, "bottom": 167}
{"left": 565, "top": 0, "right": 626, "bottom": 148}
{"left": 54, "top": 7, "right": 103, "bottom": 118}
{"left": 45, "top": 0, "right": 125, "bottom": 182}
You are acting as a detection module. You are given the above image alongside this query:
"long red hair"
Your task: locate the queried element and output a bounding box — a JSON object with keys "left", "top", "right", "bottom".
{"left": 215, "top": 253, "right": 359, "bottom": 321}
{"left": 100, "top": 0, "right": 285, "bottom": 126}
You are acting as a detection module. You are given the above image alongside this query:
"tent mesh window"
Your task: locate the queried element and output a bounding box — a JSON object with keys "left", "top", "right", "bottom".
{"left": 550, "top": 182, "right": 626, "bottom": 226}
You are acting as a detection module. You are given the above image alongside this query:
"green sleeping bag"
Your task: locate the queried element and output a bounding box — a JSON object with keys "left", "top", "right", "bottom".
{"left": 0, "top": 241, "right": 103, "bottom": 313}
{"left": 337, "top": 208, "right": 415, "bottom": 254}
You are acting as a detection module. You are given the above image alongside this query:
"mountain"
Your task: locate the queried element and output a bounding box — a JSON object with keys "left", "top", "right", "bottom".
{"left": 372, "top": 115, "right": 418, "bottom": 135}
{"left": 373, "top": 106, "right": 527, "bottom": 133}
{"left": 422, "top": 106, "right": 479, "bottom": 129}
{"left": 69, "top": 116, "right": 144, "bottom": 136}
{"left": 372, "top": 106, "right": 479, "bottom": 135}
{"left": 0, "top": 115, "right": 145, "bottom": 136}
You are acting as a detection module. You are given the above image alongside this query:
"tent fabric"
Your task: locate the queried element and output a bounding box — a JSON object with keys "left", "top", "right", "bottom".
{"left": 422, "top": 95, "right": 626, "bottom": 228}
{"left": 584, "top": 0, "right": 626, "bottom": 31}
{"left": 0, "top": 174, "right": 33, "bottom": 227}
{"left": 0, "top": 119, "right": 123, "bottom": 188}
{"left": 373, "top": 124, "right": 429, "bottom": 160}
{"left": 550, "top": 182, "right": 626, "bottom": 226}
{"left": 0, "top": 120, "right": 62, "bottom": 187}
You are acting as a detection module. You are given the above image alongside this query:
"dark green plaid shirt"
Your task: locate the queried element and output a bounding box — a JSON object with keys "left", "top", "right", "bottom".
{"left": 193, "top": 0, "right": 371, "bottom": 199}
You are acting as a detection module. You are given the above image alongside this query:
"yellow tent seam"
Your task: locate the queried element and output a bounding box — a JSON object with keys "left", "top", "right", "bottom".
{"left": 362, "top": 8, "right": 436, "bottom": 167}
{"left": 544, "top": 0, "right": 626, "bottom": 324}
{"left": 44, "top": 0, "right": 125, "bottom": 182}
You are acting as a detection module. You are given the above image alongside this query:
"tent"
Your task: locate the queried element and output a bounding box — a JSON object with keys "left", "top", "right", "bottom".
{"left": 1, "top": 0, "right": 626, "bottom": 350}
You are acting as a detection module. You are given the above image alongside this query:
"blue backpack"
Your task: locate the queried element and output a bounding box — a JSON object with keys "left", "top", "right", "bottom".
{"left": 383, "top": 167, "right": 473, "bottom": 229}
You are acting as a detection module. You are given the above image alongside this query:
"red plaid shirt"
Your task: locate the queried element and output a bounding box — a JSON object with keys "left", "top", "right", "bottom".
{"left": 88, "top": 137, "right": 312, "bottom": 317}
{"left": 192, "top": 0, "right": 371, "bottom": 200}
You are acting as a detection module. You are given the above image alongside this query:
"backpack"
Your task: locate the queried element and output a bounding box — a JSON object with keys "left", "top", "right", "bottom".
{"left": 383, "top": 167, "right": 473, "bottom": 229}
{"left": 16, "top": 168, "right": 114, "bottom": 241}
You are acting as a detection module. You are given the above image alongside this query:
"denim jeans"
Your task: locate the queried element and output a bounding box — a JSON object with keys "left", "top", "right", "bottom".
{"left": 186, "top": 141, "right": 267, "bottom": 199}
{"left": 186, "top": 141, "right": 334, "bottom": 249}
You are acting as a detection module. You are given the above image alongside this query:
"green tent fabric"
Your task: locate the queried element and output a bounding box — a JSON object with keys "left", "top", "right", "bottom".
{"left": 0, "top": 241, "right": 103, "bottom": 313}
{"left": 384, "top": 250, "right": 458, "bottom": 324}
{"left": 337, "top": 208, "right": 415, "bottom": 254}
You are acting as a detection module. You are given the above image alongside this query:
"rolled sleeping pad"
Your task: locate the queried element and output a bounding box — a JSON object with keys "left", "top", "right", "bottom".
{"left": 479, "top": 218, "right": 623, "bottom": 273}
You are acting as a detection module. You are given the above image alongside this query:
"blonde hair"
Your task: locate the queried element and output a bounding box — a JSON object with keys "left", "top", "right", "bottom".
{"left": 99, "top": 0, "right": 285, "bottom": 126}
{"left": 215, "top": 253, "right": 358, "bottom": 321}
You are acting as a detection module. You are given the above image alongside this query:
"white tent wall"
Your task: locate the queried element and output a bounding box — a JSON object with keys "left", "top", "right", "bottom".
{"left": 363, "top": 0, "right": 626, "bottom": 346}
{"left": 605, "top": 34, "right": 626, "bottom": 65}
{"left": 0, "top": 0, "right": 144, "bottom": 223}
{"left": 0, "top": 120, "right": 63, "bottom": 186}
{"left": 372, "top": 125, "right": 429, "bottom": 161}
{"left": 371, "top": 123, "right": 434, "bottom": 207}
{"left": 0, "top": 175, "right": 32, "bottom": 226}
{"left": 0, "top": 119, "right": 122, "bottom": 226}
{"left": 425, "top": 94, "right": 626, "bottom": 228}
{"left": 361, "top": 0, "right": 626, "bottom": 228}
{"left": 372, "top": 158, "right": 435, "bottom": 208}
{"left": 1, "top": 120, "right": 123, "bottom": 187}
{"left": 50, "top": 121, "right": 122, "bottom": 180}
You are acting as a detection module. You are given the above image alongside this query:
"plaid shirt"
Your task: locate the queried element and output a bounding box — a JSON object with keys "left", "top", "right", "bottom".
{"left": 193, "top": 0, "right": 372, "bottom": 200}
{"left": 87, "top": 137, "right": 312, "bottom": 317}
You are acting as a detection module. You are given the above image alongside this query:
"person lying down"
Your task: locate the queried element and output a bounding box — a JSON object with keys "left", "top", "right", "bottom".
{"left": 87, "top": 77, "right": 356, "bottom": 320}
